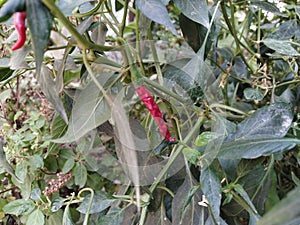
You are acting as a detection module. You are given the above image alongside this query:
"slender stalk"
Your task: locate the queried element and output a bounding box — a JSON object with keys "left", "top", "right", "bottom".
{"left": 120, "top": 0, "right": 129, "bottom": 36}
{"left": 147, "top": 29, "right": 164, "bottom": 85}
{"left": 257, "top": 8, "right": 262, "bottom": 55}
{"left": 149, "top": 117, "right": 204, "bottom": 193}
{"left": 209, "top": 103, "right": 248, "bottom": 115}
{"left": 220, "top": 1, "right": 255, "bottom": 73}
{"left": 42, "top": 0, "right": 115, "bottom": 51}
{"left": 139, "top": 117, "right": 205, "bottom": 225}
{"left": 78, "top": 188, "right": 95, "bottom": 225}
{"left": 135, "top": 9, "right": 147, "bottom": 76}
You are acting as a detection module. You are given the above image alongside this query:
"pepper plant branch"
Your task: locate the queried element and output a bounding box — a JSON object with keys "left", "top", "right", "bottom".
{"left": 149, "top": 116, "right": 205, "bottom": 193}
{"left": 119, "top": 0, "right": 129, "bottom": 37}
{"left": 139, "top": 117, "right": 204, "bottom": 225}
{"left": 220, "top": 1, "right": 255, "bottom": 73}
{"left": 42, "top": 0, "right": 115, "bottom": 51}
{"left": 134, "top": 9, "right": 146, "bottom": 77}
{"left": 147, "top": 29, "right": 164, "bottom": 85}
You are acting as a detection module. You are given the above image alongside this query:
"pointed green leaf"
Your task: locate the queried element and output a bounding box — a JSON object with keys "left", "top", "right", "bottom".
{"left": 47, "top": 113, "right": 68, "bottom": 157}
{"left": 15, "top": 159, "right": 28, "bottom": 182}
{"left": 77, "top": 192, "right": 116, "bottom": 214}
{"left": 51, "top": 197, "right": 67, "bottom": 212}
{"left": 174, "top": 0, "right": 209, "bottom": 28}
{"left": 218, "top": 138, "right": 299, "bottom": 159}
{"left": 3, "top": 199, "right": 35, "bottom": 216}
{"left": 54, "top": 74, "right": 112, "bottom": 143}
{"left": 263, "top": 39, "right": 300, "bottom": 56}
{"left": 63, "top": 204, "right": 75, "bottom": 225}
{"left": 62, "top": 158, "right": 75, "bottom": 174}
{"left": 74, "top": 163, "right": 87, "bottom": 188}
{"left": 39, "top": 67, "right": 68, "bottom": 123}
{"left": 30, "top": 188, "right": 41, "bottom": 201}
{"left": 98, "top": 207, "right": 125, "bottom": 225}
{"left": 258, "top": 187, "right": 300, "bottom": 225}
{"left": 29, "top": 154, "right": 44, "bottom": 171}
{"left": 46, "top": 209, "right": 63, "bottom": 225}
{"left": 226, "top": 103, "right": 293, "bottom": 141}
{"left": 200, "top": 167, "right": 222, "bottom": 224}
{"left": 244, "top": 87, "right": 264, "bottom": 101}
{"left": 26, "top": 209, "right": 45, "bottom": 225}
{"left": 26, "top": 0, "right": 53, "bottom": 75}
{"left": 250, "top": 0, "right": 287, "bottom": 17}
{"left": 172, "top": 176, "right": 203, "bottom": 224}
{"left": 135, "top": 0, "right": 177, "bottom": 35}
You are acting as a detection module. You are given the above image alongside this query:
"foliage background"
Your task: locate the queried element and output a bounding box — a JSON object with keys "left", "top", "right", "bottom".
{"left": 0, "top": 0, "right": 300, "bottom": 225}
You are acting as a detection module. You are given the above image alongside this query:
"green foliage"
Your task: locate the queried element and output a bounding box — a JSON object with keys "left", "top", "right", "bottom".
{"left": 0, "top": 0, "right": 300, "bottom": 224}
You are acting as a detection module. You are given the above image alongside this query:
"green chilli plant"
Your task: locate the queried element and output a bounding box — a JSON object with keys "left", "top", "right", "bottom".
{"left": 0, "top": 0, "right": 300, "bottom": 225}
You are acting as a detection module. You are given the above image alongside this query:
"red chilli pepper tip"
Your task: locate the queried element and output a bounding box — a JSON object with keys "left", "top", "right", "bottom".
{"left": 11, "top": 12, "right": 27, "bottom": 51}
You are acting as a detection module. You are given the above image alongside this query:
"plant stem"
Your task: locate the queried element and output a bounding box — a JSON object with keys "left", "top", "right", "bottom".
{"left": 139, "top": 116, "right": 204, "bottom": 225}
{"left": 147, "top": 29, "right": 164, "bottom": 85}
{"left": 220, "top": 1, "right": 255, "bottom": 73}
{"left": 78, "top": 188, "right": 94, "bottom": 225}
{"left": 42, "top": 0, "right": 115, "bottom": 51}
{"left": 120, "top": 0, "right": 129, "bottom": 37}
{"left": 257, "top": 8, "right": 261, "bottom": 56}
{"left": 149, "top": 117, "right": 204, "bottom": 193}
{"left": 135, "top": 9, "right": 147, "bottom": 76}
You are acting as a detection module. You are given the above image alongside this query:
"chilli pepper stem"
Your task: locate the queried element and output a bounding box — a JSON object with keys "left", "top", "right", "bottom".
{"left": 11, "top": 11, "right": 26, "bottom": 50}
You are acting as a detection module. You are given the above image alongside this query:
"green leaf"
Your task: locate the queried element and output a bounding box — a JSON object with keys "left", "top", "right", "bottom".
{"left": 233, "top": 184, "right": 261, "bottom": 224}
{"left": 0, "top": 139, "right": 18, "bottom": 181}
{"left": 47, "top": 113, "right": 68, "bottom": 157}
{"left": 0, "top": 0, "right": 25, "bottom": 21}
{"left": 195, "top": 132, "right": 216, "bottom": 146}
{"left": 73, "top": 163, "right": 87, "bottom": 188}
{"left": 26, "top": 209, "right": 45, "bottom": 225}
{"left": 38, "top": 66, "right": 68, "bottom": 124}
{"left": 250, "top": 0, "right": 287, "bottom": 17}
{"left": 135, "top": 0, "right": 177, "bottom": 35}
{"left": 63, "top": 204, "right": 75, "bottom": 225}
{"left": 3, "top": 199, "right": 35, "bottom": 216}
{"left": 46, "top": 209, "right": 63, "bottom": 225}
{"left": 182, "top": 147, "right": 200, "bottom": 165}
{"left": 57, "top": 0, "right": 91, "bottom": 16}
{"left": 200, "top": 167, "right": 222, "bottom": 224}
{"left": 51, "top": 197, "right": 67, "bottom": 212}
{"left": 29, "top": 154, "right": 44, "bottom": 171}
{"left": 15, "top": 159, "right": 28, "bottom": 182}
{"left": 263, "top": 38, "right": 300, "bottom": 56}
{"left": 227, "top": 103, "right": 293, "bottom": 141}
{"left": 30, "top": 188, "right": 41, "bottom": 201}
{"left": 174, "top": 0, "right": 209, "bottom": 28}
{"left": 244, "top": 87, "right": 264, "bottom": 101}
{"left": 163, "top": 59, "right": 204, "bottom": 104}
{"left": 172, "top": 176, "right": 203, "bottom": 224}
{"left": 258, "top": 187, "right": 300, "bottom": 225}
{"left": 98, "top": 207, "right": 125, "bottom": 225}
{"left": 26, "top": 0, "right": 53, "bottom": 75}
{"left": 62, "top": 158, "right": 75, "bottom": 174}
{"left": 54, "top": 74, "right": 112, "bottom": 143}
{"left": 77, "top": 192, "right": 116, "bottom": 214}
{"left": 218, "top": 138, "right": 298, "bottom": 159}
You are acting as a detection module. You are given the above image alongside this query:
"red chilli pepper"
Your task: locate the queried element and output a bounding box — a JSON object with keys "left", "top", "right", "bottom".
{"left": 136, "top": 85, "right": 176, "bottom": 142}
{"left": 11, "top": 11, "right": 26, "bottom": 51}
